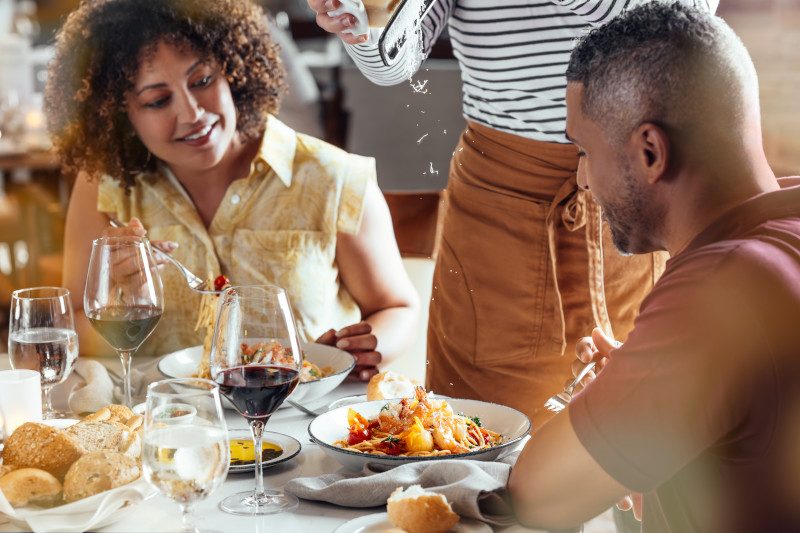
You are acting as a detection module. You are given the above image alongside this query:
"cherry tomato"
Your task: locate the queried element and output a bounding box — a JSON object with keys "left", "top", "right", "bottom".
{"left": 214, "top": 275, "right": 230, "bottom": 292}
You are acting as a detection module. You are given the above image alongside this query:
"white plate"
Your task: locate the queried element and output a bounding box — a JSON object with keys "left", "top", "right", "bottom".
{"left": 335, "top": 512, "right": 492, "bottom": 533}
{"left": 158, "top": 342, "right": 355, "bottom": 407}
{"left": 227, "top": 429, "right": 301, "bottom": 474}
{"left": 327, "top": 393, "right": 450, "bottom": 411}
{"left": 309, "top": 398, "right": 531, "bottom": 471}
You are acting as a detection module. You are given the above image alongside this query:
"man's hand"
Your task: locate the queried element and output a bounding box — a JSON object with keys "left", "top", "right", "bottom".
{"left": 575, "top": 327, "right": 638, "bottom": 520}
{"left": 316, "top": 321, "right": 381, "bottom": 381}
{"left": 572, "top": 326, "right": 620, "bottom": 388}
{"left": 306, "top": 0, "right": 368, "bottom": 45}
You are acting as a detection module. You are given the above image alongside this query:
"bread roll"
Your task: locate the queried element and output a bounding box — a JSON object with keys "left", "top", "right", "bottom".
{"left": 386, "top": 485, "right": 460, "bottom": 533}
{"left": 2, "top": 423, "right": 85, "bottom": 480}
{"left": 66, "top": 421, "right": 131, "bottom": 453}
{"left": 84, "top": 404, "right": 135, "bottom": 425}
{"left": 63, "top": 451, "right": 140, "bottom": 502}
{"left": 0, "top": 468, "right": 62, "bottom": 507}
{"left": 367, "top": 371, "right": 418, "bottom": 401}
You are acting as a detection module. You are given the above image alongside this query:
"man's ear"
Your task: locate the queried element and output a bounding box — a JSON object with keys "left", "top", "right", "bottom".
{"left": 633, "top": 122, "right": 669, "bottom": 184}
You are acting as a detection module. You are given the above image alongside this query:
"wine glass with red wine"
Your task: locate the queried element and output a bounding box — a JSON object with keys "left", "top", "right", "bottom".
{"left": 84, "top": 236, "right": 164, "bottom": 407}
{"left": 210, "top": 285, "right": 301, "bottom": 515}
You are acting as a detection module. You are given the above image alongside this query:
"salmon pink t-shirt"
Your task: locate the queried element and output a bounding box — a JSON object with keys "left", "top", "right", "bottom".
{"left": 570, "top": 179, "right": 800, "bottom": 533}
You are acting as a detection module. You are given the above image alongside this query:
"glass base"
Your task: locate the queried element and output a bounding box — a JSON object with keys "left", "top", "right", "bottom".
{"left": 219, "top": 490, "right": 298, "bottom": 515}
{"left": 42, "top": 410, "right": 72, "bottom": 420}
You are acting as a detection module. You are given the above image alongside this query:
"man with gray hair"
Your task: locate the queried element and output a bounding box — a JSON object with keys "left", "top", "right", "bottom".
{"left": 508, "top": 3, "right": 800, "bottom": 532}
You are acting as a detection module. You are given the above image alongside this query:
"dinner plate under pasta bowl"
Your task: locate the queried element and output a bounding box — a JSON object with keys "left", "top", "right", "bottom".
{"left": 157, "top": 342, "right": 355, "bottom": 408}
{"left": 308, "top": 398, "right": 531, "bottom": 471}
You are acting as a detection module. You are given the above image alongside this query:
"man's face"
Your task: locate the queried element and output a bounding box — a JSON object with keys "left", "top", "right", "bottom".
{"left": 565, "top": 83, "right": 661, "bottom": 255}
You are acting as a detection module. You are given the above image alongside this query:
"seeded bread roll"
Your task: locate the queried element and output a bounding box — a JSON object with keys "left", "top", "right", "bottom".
{"left": 66, "top": 421, "right": 131, "bottom": 453}
{"left": 386, "top": 485, "right": 460, "bottom": 533}
{"left": 63, "top": 451, "right": 140, "bottom": 503}
{"left": 0, "top": 468, "right": 62, "bottom": 507}
{"left": 2, "top": 423, "right": 85, "bottom": 480}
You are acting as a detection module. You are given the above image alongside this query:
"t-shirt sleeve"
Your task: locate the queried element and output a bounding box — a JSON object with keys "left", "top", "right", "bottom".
{"left": 336, "top": 153, "right": 375, "bottom": 235}
{"left": 569, "top": 248, "right": 769, "bottom": 492}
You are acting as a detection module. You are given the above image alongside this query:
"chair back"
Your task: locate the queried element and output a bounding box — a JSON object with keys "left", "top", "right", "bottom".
{"left": 381, "top": 189, "right": 446, "bottom": 383}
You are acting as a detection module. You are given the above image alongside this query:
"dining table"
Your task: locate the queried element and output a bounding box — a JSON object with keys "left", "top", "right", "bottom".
{"left": 0, "top": 355, "right": 616, "bottom": 533}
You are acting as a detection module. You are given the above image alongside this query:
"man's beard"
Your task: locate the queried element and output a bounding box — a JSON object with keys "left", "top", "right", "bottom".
{"left": 600, "top": 168, "right": 661, "bottom": 255}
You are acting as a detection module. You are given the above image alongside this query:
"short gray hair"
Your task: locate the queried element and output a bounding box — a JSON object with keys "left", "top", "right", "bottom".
{"left": 566, "top": 2, "right": 758, "bottom": 146}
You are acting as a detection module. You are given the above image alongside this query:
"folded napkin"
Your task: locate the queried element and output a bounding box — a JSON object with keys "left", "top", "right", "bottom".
{"left": 68, "top": 357, "right": 165, "bottom": 413}
{"left": 286, "top": 459, "right": 516, "bottom": 526}
{"left": 68, "top": 359, "right": 114, "bottom": 414}
{"left": 0, "top": 478, "right": 156, "bottom": 533}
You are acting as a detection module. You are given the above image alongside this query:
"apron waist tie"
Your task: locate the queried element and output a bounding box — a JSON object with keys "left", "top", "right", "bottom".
{"left": 545, "top": 177, "right": 614, "bottom": 355}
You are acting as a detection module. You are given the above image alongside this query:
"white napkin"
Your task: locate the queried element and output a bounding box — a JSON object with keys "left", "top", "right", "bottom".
{"left": 68, "top": 359, "right": 114, "bottom": 414}
{"left": 0, "top": 478, "right": 156, "bottom": 533}
{"left": 68, "top": 357, "right": 165, "bottom": 412}
{"left": 286, "top": 459, "right": 516, "bottom": 526}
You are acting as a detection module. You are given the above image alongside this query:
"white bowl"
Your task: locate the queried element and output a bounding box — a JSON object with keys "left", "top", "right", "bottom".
{"left": 157, "top": 342, "right": 355, "bottom": 407}
{"left": 308, "top": 398, "right": 531, "bottom": 471}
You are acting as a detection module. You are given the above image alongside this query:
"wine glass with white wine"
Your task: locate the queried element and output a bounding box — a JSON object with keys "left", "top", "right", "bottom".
{"left": 84, "top": 235, "right": 164, "bottom": 406}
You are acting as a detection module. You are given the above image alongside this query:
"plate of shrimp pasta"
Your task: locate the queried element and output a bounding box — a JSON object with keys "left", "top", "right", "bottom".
{"left": 308, "top": 388, "right": 531, "bottom": 470}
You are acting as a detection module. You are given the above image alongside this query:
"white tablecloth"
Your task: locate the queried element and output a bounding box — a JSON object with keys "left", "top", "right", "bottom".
{"left": 0, "top": 356, "right": 616, "bottom": 533}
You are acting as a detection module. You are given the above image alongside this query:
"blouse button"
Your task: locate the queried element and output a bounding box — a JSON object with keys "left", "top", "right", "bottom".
{"left": 255, "top": 161, "right": 266, "bottom": 172}
{"left": 231, "top": 194, "right": 241, "bottom": 205}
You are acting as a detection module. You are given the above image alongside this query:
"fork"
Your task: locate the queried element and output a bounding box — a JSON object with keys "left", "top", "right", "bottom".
{"left": 543, "top": 361, "right": 597, "bottom": 413}
{"left": 108, "top": 218, "right": 220, "bottom": 294}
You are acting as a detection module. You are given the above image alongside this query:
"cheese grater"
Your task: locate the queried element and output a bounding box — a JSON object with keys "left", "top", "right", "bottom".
{"left": 329, "top": 0, "right": 440, "bottom": 67}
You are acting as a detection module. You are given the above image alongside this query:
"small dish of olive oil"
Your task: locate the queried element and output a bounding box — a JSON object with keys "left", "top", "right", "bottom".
{"left": 227, "top": 429, "right": 301, "bottom": 473}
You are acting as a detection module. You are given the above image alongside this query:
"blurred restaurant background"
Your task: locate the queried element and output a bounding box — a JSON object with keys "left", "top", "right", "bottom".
{"left": 0, "top": 0, "right": 798, "bottom": 350}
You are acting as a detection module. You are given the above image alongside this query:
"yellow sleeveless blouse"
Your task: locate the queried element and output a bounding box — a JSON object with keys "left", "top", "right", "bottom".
{"left": 97, "top": 115, "right": 373, "bottom": 357}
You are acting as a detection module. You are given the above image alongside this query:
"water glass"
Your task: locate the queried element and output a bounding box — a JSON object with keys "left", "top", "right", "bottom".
{"left": 8, "top": 287, "right": 78, "bottom": 418}
{"left": 143, "top": 378, "right": 229, "bottom": 533}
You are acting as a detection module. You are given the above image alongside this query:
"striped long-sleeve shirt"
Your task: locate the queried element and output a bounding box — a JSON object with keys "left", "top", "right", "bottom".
{"left": 345, "top": 0, "right": 717, "bottom": 143}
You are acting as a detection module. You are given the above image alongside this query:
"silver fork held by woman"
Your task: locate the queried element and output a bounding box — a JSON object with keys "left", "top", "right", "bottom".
{"left": 108, "top": 218, "right": 219, "bottom": 294}
{"left": 544, "top": 361, "right": 597, "bottom": 413}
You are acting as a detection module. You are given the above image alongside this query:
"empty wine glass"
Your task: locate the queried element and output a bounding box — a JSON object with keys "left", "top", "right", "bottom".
{"left": 143, "top": 378, "right": 229, "bottom": 533}
{"left": 210, "top": 285, "right": 301, "bottom": 515}
{"left": 8, "top": 287, "right": 78, "bottom": 418}
{"left": 84, "top": 236, "right": 164, "bottom": 406}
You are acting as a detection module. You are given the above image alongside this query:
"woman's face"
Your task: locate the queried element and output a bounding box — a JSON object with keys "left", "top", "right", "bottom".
{"left": 125, "top": 41, "right": 238, "bottom": 175}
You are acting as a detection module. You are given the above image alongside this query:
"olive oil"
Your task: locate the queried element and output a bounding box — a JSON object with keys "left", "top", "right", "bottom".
{"left": 229, "top": 438, "right": 282, "bottom": 466}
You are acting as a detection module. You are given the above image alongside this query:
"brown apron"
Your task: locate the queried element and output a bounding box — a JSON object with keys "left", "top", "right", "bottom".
{"left": 426, "top": 121, "right": 666, "bottom": 429}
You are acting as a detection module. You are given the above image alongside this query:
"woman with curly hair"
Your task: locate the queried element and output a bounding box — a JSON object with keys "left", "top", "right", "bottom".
{"left": 49, "top": 0, "right": 418, "bottom": 380}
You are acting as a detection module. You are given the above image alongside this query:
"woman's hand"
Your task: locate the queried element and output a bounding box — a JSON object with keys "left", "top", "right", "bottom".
{"left": 102, "top": 217, "right": 177, "bottom": 278}
{"left": 572, "top": 326, "right": 620, "bottom": 388}
{"left": 316, "top": 321, "right": 382, "bottom": 381}
{"left": 306, "top": 0, "right": 369, "bottom": 45}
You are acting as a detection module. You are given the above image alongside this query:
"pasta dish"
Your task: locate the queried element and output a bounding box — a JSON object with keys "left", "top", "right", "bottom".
{"left": 335, "top": 388, "right": 503, "bottom": 456}
{"left": 193, "top": 276, "right": 331, "bottom": 382}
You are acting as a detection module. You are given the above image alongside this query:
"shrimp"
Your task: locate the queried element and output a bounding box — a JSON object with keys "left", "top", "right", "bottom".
{"left": 378, "top": 402, "right": 406, "bottom": 434}
{"left": 432, "top": 415, "right": 470, "bottom": 454}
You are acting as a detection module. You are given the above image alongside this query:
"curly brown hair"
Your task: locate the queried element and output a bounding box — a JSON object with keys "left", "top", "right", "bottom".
{"left": 45, "top": 0, "right": 286, "bottom": 189}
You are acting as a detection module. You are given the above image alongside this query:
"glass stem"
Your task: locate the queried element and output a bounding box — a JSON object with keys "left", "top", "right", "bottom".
{"left": 179, "top": 502, "right": 197, "bottom": 533}
{"left": 118, "top": 350, "right": 133, "bottom": 407}
{"left": 42, "top": 386, "right": 54, "bottom": 418}
{"left": 250, "top": 418, "right": 266, "bottom": 501}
